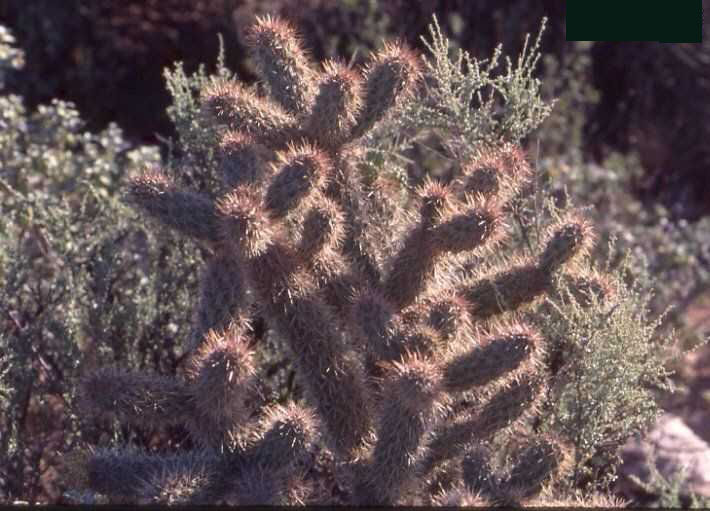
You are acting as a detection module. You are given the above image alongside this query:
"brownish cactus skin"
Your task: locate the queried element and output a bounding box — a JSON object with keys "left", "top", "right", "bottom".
{"left": 245, "top": 15, "right": 317, "bottom": 115}
{"left": 68, "top": 14, "right": 611, "bottom": 507}
{"left": 127, "top": 170, "right": 221, "bottom": 245}
{"left": 189, "top": 253, "right": 248, "bottom": 352}
{"left": 184, "top": 327, "right": 256, "bottom": 448}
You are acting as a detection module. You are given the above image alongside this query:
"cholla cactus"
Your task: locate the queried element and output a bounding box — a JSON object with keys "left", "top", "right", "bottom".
{"left": 66, "top": 15, "right": 617, "bottom": 506}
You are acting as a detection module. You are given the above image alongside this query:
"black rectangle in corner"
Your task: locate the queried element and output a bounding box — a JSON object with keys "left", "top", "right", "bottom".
{"left": 566, "top": 0, "right": 702, "bottom": 42}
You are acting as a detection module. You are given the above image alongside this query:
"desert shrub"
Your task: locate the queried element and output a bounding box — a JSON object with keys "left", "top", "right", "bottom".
{"left": 5, "top": 0, "right": 707, "bottom": 222}
{"left": 628, "top": 445, "right": 710, "bottom": 509}
{"left": 543, "top": 152, "right": 710, "bottom": 350}
{"left": 533, "top": 147, "right": 710, "bottom": 506}
{"left": 0, "top": 26, "right": 202, "bottom": 504}
{"left": 1, "top": 0, "right": 574, "bottom": 148}
{"left": 61, "top": 14, "right": 673, "bottom": 507}
{"left": 0, "top": 25, "right": 23, "bottom": 85}
{"left": 534, "top": 246, "right": 674, "bottom": 489}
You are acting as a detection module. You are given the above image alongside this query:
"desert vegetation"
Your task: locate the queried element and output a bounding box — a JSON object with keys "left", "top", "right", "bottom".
{"left": 1, "top": 3, "right": 709, "bottom": 507}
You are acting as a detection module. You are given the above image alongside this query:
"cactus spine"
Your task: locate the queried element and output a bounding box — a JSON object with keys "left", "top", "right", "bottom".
{"left": 68, "top": 15, "right": 612, "bottom": 506}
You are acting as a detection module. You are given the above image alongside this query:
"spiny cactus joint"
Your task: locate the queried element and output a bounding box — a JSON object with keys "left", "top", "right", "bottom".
{"left": 68, "top": 14, "right": 616, "bottom": 507}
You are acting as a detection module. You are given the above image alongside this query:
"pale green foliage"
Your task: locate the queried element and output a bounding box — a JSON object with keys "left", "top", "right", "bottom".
{"left": 395, "top": 15, "right": 551, "bottom": 145}
{"left": 163, "top": 37, "right": 234, "bottom": 191}
{"left": 0, "top": 25, "right": 24, "bottom": 88}
{"left": 545, "top": 152, "right": 710, "bottom": 347}
{"left": 537, "top": 151, "right": 709, "bottom": 501}
{"left": 629, "top": 445, "right": 710, "bottom": 509}
{"left": 416, "top": 15, "right": 552, "bottom": 143}
{"left": 0, "top": 24, "right": 203, "bottom": 503}
{"left": 364, "top": 16, "right": 553, "bottom": 190}
{"left": 540, "top": 252, "right": 674, "bottom": 488}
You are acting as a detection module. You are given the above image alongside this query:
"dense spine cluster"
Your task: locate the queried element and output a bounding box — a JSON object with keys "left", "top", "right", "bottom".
{"left": 68, "top": 16, "right": 611, "bottom": 506}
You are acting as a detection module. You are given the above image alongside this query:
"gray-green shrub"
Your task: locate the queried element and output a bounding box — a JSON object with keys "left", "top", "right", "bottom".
{"left": 0, "top": 25, "right": 202, "bottom": 504}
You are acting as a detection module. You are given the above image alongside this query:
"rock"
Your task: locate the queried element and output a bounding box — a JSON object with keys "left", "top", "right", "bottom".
{"left": 617, "top": 413, "right": 710, "bottom": 499}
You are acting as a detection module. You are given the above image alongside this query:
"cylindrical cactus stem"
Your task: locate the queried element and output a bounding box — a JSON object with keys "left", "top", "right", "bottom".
{"left": 296, "top": 194, "right": 355, "bottom": 314}
{"left": 183, "top": 327, "right": 256, "bottom": 448}
{"left": 264, "top": 142, "right": 331, "bottom": 220}
{"left": 245, "top": 15, "right": 316, "bottom": 115}
{"left": 292, "top": 190, "right": 374, "bottom": 322}
{"left": 297, "top": 194, "right": 346, "bottom": 259}
{"left": 218, "top": 131, "right": 271, "bottom": 188}
{"left": 127, "top": 170, "right": 221, "bottom": 245}
{"left": 245, "top": 403, "right": 318, "bottom": 471}
{"left": 499, "top": 435, "right": 574, "bottom": 501}
{"left": 136, "top": 453, "right": 217, "bottom": 505}
{"left": 349, "top": 288, "right": 409, "bottom": 375}
{"left": 382, "top": 179, "right": 449, "bottom": 310}
{"left": 462, "top": 217, "right": 593, "bottom": 320}
{"left": 497, "top": 143, "right": 533, "bottom": 200}
{"left": 431, "top": 483, "right": 493, "bottom": 507}
{"left": 201, "top": 79, "right": 294, "bottom": 148}
{"left": 266, "top": 269, "right": 372, "bottom": 459}
{"left": 454, "top": 144, "right": 532, "bottom": 204}
{"left": 421, "top": 374, "right": 545, "bottom": 475}
{"left": 443, "top": 324, "right": 544, "bottom": 392}
{"left": 304, "top": 59, "right": 363, "bottom": 149}
{"left": 304, "top": 246, "right": 356, "bottom": 319}
{"left": 224, "top": 462, "right": 312, "bottom": 506}
{"left": 189, "top": 250, "right": 249, "bottom": 353}
{"left": 416, "top": 177, "right": 450, "bottom": 226}
{"left": 78, "top": 368, "right": 192, "bottom": 430}
{"left": 463, "top": 259, "right": 552, "bottom": 320}
{"left": 81, "top": 449, "right": 163, "bottom": 500}
{"left": 431, "top": 194, "right": 502, "bottom": 254}
{"left": 384, "top": 182, "right": 501, "bottom": 310}
{"left": 538, "top": 216, "right": 594, "bottom": 272}
{"left": 359, "top": 355, "right": 445, "bottom": 505}
{"left": 401, "top": 324, "right": 444, "bottom": 359}
{"left": 219, "top": 185, "right": 371, "bottom": 458}
{"left": 551, "top": 267, "right": 616, "bottom": 307}
{"left": 461, "top": 445, "right": 499, "bottom": 497}
{"left": 350, "top": 41, "right": 421, "bottom": 140}
{"left": 523, "top": 492, "right": 630, "bottom": 508}
{"left": 425, "top": 459, "right": 462, "bottom": 498}
{"left": 467, "top": 373, "right": 546, "bottom": 438}
{"left": 459, "top": 157, "right": 503, "bottom": 198}
{"left": 423, "top": 291, "right": 474, "bottom": 347}
{"left": 79, "top": 449, "right": 215, "bottom": 502}
{"left": 325, "top": 153, "right": 382, "bottom": 288}
{"left": 217, "top": 183, "right": 277, "bottom": 260}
